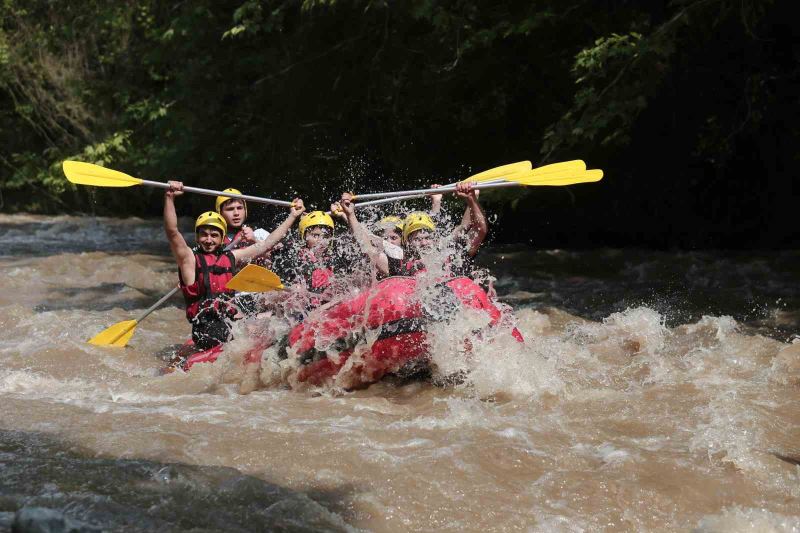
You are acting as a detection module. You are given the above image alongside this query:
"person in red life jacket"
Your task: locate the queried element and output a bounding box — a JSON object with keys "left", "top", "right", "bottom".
{"left": 396, "top": 181, "right": 486, "bottom": 278}
{"left": 335, "top": 186, "right": 444, "bottom": 280}
{"left": 215, "top": 188, "right": 251, "bottom": 247}
{"left": 215, "top": 188, "right": 278, "bottom": 261}
{"left": 398, "top": 211, "right": 437, "bottom": 276}
{"left": 163, "top": 180, "right": 305, "bottom": 350}
{"left": 285, "top": 211, "right": 342, "bottom": 306}
{"left": 335, "top": 195, "right": 403, "bottom": 280}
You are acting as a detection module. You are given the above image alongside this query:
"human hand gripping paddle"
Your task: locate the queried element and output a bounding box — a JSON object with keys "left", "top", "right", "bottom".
{"left": 326, "top": 160, "right": 535, "bottom": 215}
{"left": 324, "top": 160, "right": 542, "bottom": 216}
{"left": 84, "top": 178, "right": 287, "bottom": 347}
{"left": 62, "top": 160, "right": 294, "bottom": 207}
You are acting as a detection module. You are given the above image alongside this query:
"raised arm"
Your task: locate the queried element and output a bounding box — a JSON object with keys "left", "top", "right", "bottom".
{"left": 455, "top": 182, "right": 487, "bottom": 257}
{"left": 455, "top": 187, "right": 481, "bottom": 233}
{"left": 163, "top": 181, "right": 196, "bottom": 284}
{"left": 430, "top": 184, "right": 443, "bottom": 215}
{"left": 233, "top": 199, "right": 305, "bottom": 264}
{"left": 339, "top": 193, "right": 390, "bottom": 275}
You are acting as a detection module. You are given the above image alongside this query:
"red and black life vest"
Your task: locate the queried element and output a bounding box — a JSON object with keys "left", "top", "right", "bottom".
{"left": 224, "top": 229, "right": 248, "bottom": 250}
{"left": 397, "top": 257, "right": 426, "bottom": 277}
{"left": 378, "top": 256, "right": 405, "bottom": 280}
{"left": 296, "top": 248, "right": 336, "bottom": 293}
{"left": 179, "top": 250, "right": 238, "bottom": 320}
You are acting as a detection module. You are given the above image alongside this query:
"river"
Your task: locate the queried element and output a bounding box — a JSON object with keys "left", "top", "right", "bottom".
{"left": 1, "top": 213, "right": 798, "bottom": 532}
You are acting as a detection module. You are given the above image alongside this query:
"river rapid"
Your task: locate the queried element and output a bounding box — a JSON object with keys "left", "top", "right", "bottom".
{"left": 1, "top": 213, "right": 799, "bottom": 532}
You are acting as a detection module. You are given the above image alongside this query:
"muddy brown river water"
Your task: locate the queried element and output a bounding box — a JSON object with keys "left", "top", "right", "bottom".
{"left": 1, "top": 214, "right": 799, "bottom": 532}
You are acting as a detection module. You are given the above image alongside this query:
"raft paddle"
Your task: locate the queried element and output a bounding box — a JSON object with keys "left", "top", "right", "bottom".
{"left": 88, "top": 287, "right": 180, "bottom": 347}
{"left": 352, "top": 160, "right": 586, "bottom": 209}
{"left": 87, "top": 264, "right": 284, "bottom": 346}
{"left": 62, "top": 160, "right": 294, "bottom": 207}
{"left": 461, "top": 160, "right": 532, "bottom": 183}
{"left": 86, "top": 233, "right": 255, "bottom": 348}
{"left": 225, "top": 264, "right": 285, "bottom": 292}
{"left": 351, "top": 160, "right": 584, "bottom": 201}
{"left": 353, "top": 167, "right": 601, "bottom": 205}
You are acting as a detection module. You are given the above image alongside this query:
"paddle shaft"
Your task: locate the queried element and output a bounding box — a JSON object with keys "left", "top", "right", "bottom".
{"left": 109, "top": 239, "right": 237, "bottom": 342}
{"left": 142, "top": 179, "right": 294, "bottom": 207}
{"left": 354, "top": 180, "right": 520, "bottom": 203}
{"left": 353, "top": 178, "right": 507, "bottom": 209}
{"left": 134, "top": 286, "right": 180, "bottom": 323}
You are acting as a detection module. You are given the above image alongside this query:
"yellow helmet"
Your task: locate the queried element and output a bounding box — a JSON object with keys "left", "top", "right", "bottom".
{"left": 298, "top": 211, "right": 335, "bottom": 239}
{"left": 379, "top": 215, "right": 403, "bottom": 232}
{"left": 402, "top": 212, "right": 435, "bottom": 242}
{"left": 215, "top": 188, "right": 247, "bottom": 217}
{"left": 195, "top": 211, "right": 227, "bottom": 235}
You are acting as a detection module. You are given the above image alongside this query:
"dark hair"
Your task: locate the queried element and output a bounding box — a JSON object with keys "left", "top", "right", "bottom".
{"left": 221, "top": 198, "right": 245, "bottom": 209}
{"left": 196, "top": 225, "right": 223, "bottom": 237}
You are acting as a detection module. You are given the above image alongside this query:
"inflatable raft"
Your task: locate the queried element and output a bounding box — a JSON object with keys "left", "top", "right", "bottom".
{"left": 179, "top": 276, "right": 522, "bottom": 387}
{"left": 288, "top": 276, "right": 523, "bottom": 387}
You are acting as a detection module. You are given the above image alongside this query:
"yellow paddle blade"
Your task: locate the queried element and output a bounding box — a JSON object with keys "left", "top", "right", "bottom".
{"left": 514, "top": 168, "right": 603, "bottom": 186}
{"left": 467, "top": 161, "right": 532, "bottom": 183}
{"left": 491, "top": 165, "right": 581, "bottom": 185}
{"left": 530, "top": 159, "right": 586, "bottom": 177}
{"left": 88, "top": 320, "right": 138, "bottom": 347}
{"left": 62, "top": 160, "right": 143, "bottom": 188}
{"left": 226, "top": 264, "right": 285, "bottom": 292}
{"left": 464, "top": 160, "right": 585, "bottom": 184}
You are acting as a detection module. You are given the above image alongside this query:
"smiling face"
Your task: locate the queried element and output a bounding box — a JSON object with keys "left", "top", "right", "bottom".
{"left": 196, "top": 227, "right": 224, "bottom": 253}
{"left": 220, "top": 200, "right": 246, "bottom": 229}
{"left": 304, "top": 226, "right": 332, "bottom": 251}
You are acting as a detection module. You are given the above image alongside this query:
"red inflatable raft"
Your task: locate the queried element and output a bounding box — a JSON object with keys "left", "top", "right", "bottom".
{"left": 177, "top": 276, "right": 522, "bottom": 387}
{"left": 288, "top": 276, "right": 523, "bottom": 387}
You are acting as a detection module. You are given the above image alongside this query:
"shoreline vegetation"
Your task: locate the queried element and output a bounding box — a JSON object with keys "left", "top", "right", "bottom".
{"left": 1, "top": 1, "right": 797, "bottom": 248}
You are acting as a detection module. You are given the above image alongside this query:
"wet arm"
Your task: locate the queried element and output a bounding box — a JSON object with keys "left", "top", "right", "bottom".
{"left": 163, "top": 189, "right": 195, "bottom": 284}
{"left": 430, "top": 184, "right": 443, "bottom": 215}
{"left": 342, "top": 197, "right": 390, "bottom": 275}
{"left": 456, "top": 204, "right": 472, "bottom": 235}
{"left": 464, "top": 193, "right": 487, "bottom": 257}
{"left": 233, "top": 200, "right": 304, "bottom": 264}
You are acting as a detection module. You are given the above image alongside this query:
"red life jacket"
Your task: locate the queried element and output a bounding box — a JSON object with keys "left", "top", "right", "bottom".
{"left": 398, "top": 257, "right": 426, "bottom": 277}
{"left": 297, "top": 248, "right": 336, "bottom": 293}
{"left": 179, "top": 250, "right": 238, "bottom": 320}
{"left": 224, "top": 229, "right": 248, "bottom": 250}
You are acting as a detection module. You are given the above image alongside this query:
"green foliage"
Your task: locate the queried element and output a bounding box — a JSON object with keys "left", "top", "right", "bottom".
{"left": 0, "top": 0, "right": 793, "bottom": 240}
{"left": 541, "top": 31, "right": 672, "bottom": 156}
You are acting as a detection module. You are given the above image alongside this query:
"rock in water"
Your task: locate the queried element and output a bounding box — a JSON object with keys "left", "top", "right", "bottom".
{"left": 12, "top": 506, "right": 98, "bottom": 533}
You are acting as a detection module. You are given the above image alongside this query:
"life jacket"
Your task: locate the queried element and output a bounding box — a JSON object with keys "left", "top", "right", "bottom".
{"left": 295, "top": 248, "right": 336, "bottom": 293}
{"left": 397, "top": 256, "right": 426, "bottom": 277}
{"left": 179, "top": 250, "right": 238, "bottom": 321}
{"left": 224, "top": 229, "right": 249, "bottom": 250}
{"left": 379, "top": 256, "right": 405, "bottom": 280}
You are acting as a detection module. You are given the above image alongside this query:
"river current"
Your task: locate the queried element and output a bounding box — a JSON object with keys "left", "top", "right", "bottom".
{"left": 1, "top": 213, "right": 799, "bottom": 532}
